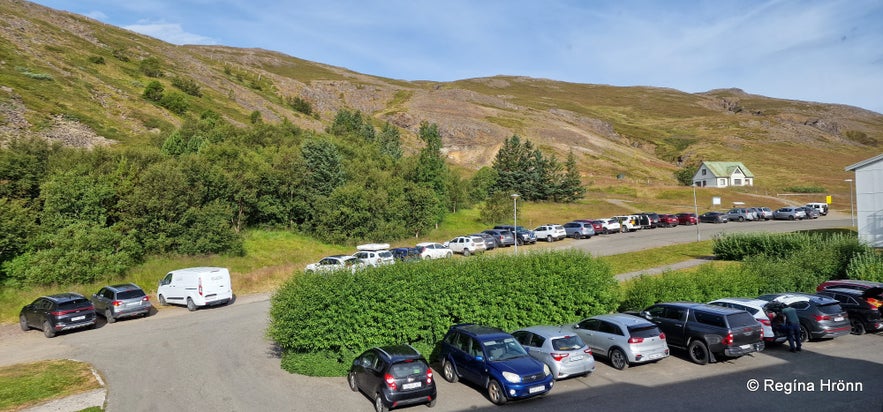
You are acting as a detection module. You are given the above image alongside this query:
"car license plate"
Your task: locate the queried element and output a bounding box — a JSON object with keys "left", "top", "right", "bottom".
{"left": 834, "top": 317, "right": 844, "bottom": 322}
{"left": 402, "top": 382, "right": 421, "bottom": 390}
{"left": 571, "top": 355, "right": 584, "bottom": 361}
{"left": 529, "top": 385, "right": 546, "bottom": 394}
{"left": 72, "top": 315, "right": 85, "bottom": 322}
{"left": 648, "top": 353, "right": 662, "bottom": 359}
{"left": 740, "top": 344, "right": 751, "bottom": 350}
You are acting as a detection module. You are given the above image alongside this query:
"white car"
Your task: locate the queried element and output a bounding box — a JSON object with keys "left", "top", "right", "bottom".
{"left": 708, "top": 298, "right": 787, "bottom": 345}
{"left": 534, "top": 224, "right": 567, "bottom": 242}
{"left": 612, "top": 215, "right": 641, "bottom": 232}
{"left": 354, "top": 243, "right": 395, "bottom": 267}
{"left": 415, "top": 242, "right": 453, "bottom": 259}
{"left": 445, "top": 236, "right": 485, "bottom": 256}
{"left": 595, "top": 219, "right": 621, "bottom": 234}
{"left": 305, "top": 255, "right": 365, "bottom": 274}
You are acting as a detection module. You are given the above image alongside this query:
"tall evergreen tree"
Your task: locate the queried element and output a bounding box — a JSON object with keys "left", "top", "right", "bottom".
{"left": 377, "top": 122, "right": 403, "bottom": 159}
{"left": 556, "top": 150, "right": 586, "bottom": 202}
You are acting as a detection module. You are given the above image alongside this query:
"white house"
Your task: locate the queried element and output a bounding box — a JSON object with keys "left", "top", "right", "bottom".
{"left": 692, "top": 161, "right": 754, "bottom": 188}
{"left": 845, "top": 153, "right": 883, "bottom": 248}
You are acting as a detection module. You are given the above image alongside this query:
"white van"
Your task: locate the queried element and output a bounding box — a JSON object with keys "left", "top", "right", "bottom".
{"left": 805, "top": 202, "right": 829, "bottom": 216}
{"left": 157, "top": 267, "right": 233, "bottom": 311}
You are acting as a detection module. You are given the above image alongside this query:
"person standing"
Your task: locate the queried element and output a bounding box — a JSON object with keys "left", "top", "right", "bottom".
{"left": 782, "top": 305, "right": 802, "bottom": 352}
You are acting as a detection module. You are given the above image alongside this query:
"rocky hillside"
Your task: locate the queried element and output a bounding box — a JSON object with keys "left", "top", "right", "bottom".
{"left": 1, "top": 0, "right": 880, "bottom": 189}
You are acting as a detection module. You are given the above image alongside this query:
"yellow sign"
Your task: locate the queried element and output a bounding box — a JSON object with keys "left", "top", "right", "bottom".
{"left": 826, "top": 195, "right": 832, "bottom": 204}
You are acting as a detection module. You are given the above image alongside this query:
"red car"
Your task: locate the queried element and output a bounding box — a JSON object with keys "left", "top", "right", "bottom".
{"left": 575, "top": 219, "right": 604, "bottom": 234}
{"left": 658, "top": 214, "right": 679, "bottom": 228}
{"left": 676, "top": 213, "right": 698, "bottom": 225}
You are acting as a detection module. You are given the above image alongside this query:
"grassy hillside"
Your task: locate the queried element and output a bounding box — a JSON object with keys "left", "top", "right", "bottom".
{"left": 0, "top": 0, "right": 879, "bottom": 202}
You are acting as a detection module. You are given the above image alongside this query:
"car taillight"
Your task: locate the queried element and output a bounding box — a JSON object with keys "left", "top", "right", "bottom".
{"left": 759, "top": 319, "right": 771, "bottom": 326}
{"left": 198, "top": 278, "right": 203, "bottom": 296}
{"left": 760, "top": 328, "right": 764, "bottom": 338}
{"left": 722, "top": 332, "right": 734, "bottom": 346}
{"left": 384, "top": 373, "right": 397, "bottom": 390}
{"left": 142, "top": 296, "right": 150, "bottom": 302}
{"left": 550, "top": 352, "right": 569, "bottom": 361}
{"left": 815, "top": 315, "right": 831, "bottom": 321}
{"left": 112, "top": 300, "right": 122, "bottom": 307}
{"left": 627, "top": 336, "right": 644, "bottom": 344}
{"left": 426, "top": 368, "right": 433, "bottom": 384}
{"left": 659, "top": 332, "right": 666, "bottom": 340}
{"left": 584, "top": 348, "right": 593, "bottom": 355}
{"left": 866, "top": 297, "right": 882, "bottom": 308}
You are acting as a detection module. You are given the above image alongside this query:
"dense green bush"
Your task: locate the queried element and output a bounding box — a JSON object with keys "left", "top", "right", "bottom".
{"left": 783, "top": 185, "right": 825, "bottom": 193}
{"left": 269, "top": 250, "right": 619, "bottom": 376}
{"left": 170, "top": 76, "right": 202, "bottom": 97}
{"left": 847, "top": 251, "right": 883, "bottom": 281}
{"left": 618, "top": 264, "right": 761, "bottom": 311}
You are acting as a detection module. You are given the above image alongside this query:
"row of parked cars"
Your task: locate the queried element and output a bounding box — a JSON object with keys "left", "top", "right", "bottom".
{"left": 698, "top": 202, "right": 828, "bottom": 224}
{"left": 348, "top": 278, "right": 882, "bottom": 410}
{"left": 19, "top": 267, "right": 234, "bottom": 338}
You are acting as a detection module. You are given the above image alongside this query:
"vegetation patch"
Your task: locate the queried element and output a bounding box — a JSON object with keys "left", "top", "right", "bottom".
{"left": 269, "top": 250, "right": 619, "bottom": 376}
{"left": 0, "top": 359, "right": 102, "bottom": 410}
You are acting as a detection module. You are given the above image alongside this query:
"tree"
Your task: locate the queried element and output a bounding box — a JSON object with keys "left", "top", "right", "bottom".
{"left": 492, "top": 135, "right": 532, "bottom": 197}
{"left": 143, "top": 81, "right": 164, "bottom": 102}
{"left": 554, "top": 150, "right": 585, "bottom": 202}
{"left": 409, "top": 122, "right": 449, "bottom": 220}
{"left": 377, "top": 122, "right": 403, "bottom": 159}
{"left": 327, "top": 109, "right": 375, "bottom": 141}
{"left": 479, "top": 191, "right": 511, "bottom": 225}
{"left": 674, "top": 164, "right": 699, "bottom": 186}
{"left": 301, "top": 139, "right": 345, "bottom": 198}
{"left": 468, "top": 167, "right": 498, "bottom": 203}
{"left": 139, "top": 56, "right": 163, "bottom": 77}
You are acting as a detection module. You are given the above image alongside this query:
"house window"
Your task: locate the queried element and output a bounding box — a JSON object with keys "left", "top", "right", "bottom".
{"left": 701, "top": 169, "right": 707, "bottom": 176}
{"left": 719, "top": 178, "right": 726, "bottom": 186}
{"left": 734, "top": 179, "right": 742, "bottom": 185}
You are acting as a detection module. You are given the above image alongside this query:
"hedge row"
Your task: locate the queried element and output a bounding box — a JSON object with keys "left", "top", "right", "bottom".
{"left": 268, "top": 250, "right": 619, "bottom": 376}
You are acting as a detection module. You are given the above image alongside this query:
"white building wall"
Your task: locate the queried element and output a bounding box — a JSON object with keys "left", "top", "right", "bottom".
{"left": 854, "top": 159, "right": 883, "bottom": 247}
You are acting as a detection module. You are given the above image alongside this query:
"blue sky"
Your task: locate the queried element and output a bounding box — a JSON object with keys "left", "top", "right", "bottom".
{"left": 32, "top": 0, "right": 883, "bottom": 113}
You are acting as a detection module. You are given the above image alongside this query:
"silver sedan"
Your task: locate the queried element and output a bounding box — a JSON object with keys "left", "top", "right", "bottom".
{"left": 570, "top": 313, "right": 669, "bottom": 370}
{"left": 512, "top": 325, "right": 595, "bottom": 380}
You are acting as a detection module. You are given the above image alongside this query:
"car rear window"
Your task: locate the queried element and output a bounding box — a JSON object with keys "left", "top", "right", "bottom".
{"left": 627, "top": 325, "right": 660, "bottom": 338}
{"left": 390, "top": 360, "right": 428, "bottom": 378}
{"left": 725, "top": 312, "right": 759, "bottom": 327}
{"left": 551, "top": 335, "right": 583, "bottom": 351}
{"left": 117, "top": 289, "right": 146, "bottom": 300}
{"left": 694, "top": 311, "right": 726, "bottom": 327}
{"left": 378, "top": 251, "right": 392, "bottom": 258}
{"left": 818, "top": 302, "right": 844, "bottom": 315}
{"left": 58, "top": 298, "right": 91, "bottom": 311}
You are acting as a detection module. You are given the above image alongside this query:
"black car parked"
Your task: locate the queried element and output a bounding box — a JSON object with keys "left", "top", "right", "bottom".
{"left": 20, "top": 293, "right": 96, "bottom": 338}
{"left": 348, "top": 345, "right": 436, "bottom": 412}
{"left": 638, "top": 302, "right": 764, "bottom": 365}
{"left": 391, "top": 247, "right": 421, "bottom": 262}
{"left": 816, "top": 288, "right": 883, "bottom": 335}
{"left": 481, "top": 229, "right": 516, "bottom": 248}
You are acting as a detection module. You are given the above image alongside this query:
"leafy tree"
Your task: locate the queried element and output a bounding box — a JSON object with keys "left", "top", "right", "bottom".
{"left": 674, "top": 163, "right": 699, "bottom": 186}
{"left": 377, "top": 122, "right": 403, "bottom": 159}
{"left": 301, "top": 139, "right": 345, "bottom": 198}
{"left": 409, "top": 122, "right": 450, "bottom": 220}
{"left": 159, "top": 92, "right": 188, "bottom": 115}
{"left": 0, "top": 137, "right": 58, "bottom": 200}
{"left": 38, "top": 171, "right": 116, "bottom": 229}
{"left": 250, "top": 110, "right": 262, "bottom": 124}
{"left": 468, "top": 167, "right": 498, "bottom": 202}
{"left": 139, "top": 56, "right": 163, "bottom": 77}
{"left": 0, "top": 198, "right": 35, "bottom": 277}
{"left": 286, "top": 95, "right": 313, "bottom": 115}
{"left": 479, "top": 191, "right": 512, "bottom": 225}
{"left": 327, "top": 109, "right": 375, "bottom": 141}
{"left": 143, "top": 81, "right": 164, "bottom": 102}
{"left": 171, "top": 76, "right": 202, "bottom": 97}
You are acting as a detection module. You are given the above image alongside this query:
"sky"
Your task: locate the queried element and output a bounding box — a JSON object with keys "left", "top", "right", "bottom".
{"left": 31, "top": 0, "right": 883, "bottom": 114}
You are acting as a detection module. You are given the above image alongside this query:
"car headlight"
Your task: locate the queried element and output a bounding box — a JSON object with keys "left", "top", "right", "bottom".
{"left": 502, "top": 371, "right": 521, "bottom": 383}
{"left": 543, "top": 364, "right": 551, "bottom": 376}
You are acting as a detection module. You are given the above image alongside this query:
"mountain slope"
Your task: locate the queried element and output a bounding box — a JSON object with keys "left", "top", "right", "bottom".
{"left": 0, "top": 0, "right": 879, "bottom": 190}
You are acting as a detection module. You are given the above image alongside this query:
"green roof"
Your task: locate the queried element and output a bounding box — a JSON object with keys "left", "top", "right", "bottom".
{"left": 702, "top": 162, "right": 754, "bottom": 178}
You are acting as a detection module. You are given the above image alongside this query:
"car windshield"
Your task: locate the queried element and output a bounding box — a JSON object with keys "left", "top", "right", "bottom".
{"left": 551, "top": 335, "right": 584, "bottom": 351}
{"left": 378, "top": 251, "right": 392, "bottom": 258}
{"left": 818, "top": 302, "right": 844, "bottom": 315}
{"left": 390, "top": 360, "right": 428, "bottom": 378}
{"left": 58, "top": 298, "right": 91, "bottom": 311}
{"left": 627, "top": 325, "right": 660, "bottom": 338}
{"left": 726, "top": 312, "right": 759, "bottom": 327}
{"left": 483, "top": 338, "right": 528, "bottom": 361}
{"left": 117, "top": 289, "right": 145, "bottom": 300}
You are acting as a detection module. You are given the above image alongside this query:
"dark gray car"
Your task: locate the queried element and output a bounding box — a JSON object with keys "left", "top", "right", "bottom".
{"left": 482, "top": 229, "right": 516, "bottom": 248}
{"left": 92, "top": 283, "right": 152, "bottom": 323}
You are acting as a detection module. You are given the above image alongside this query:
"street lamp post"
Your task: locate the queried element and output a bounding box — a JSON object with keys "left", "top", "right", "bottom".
{"left": 511, "top": 194, "right": 520, "bottom": 255}
{"left": 845, "top": 179, "right": 855, "bottom": 227}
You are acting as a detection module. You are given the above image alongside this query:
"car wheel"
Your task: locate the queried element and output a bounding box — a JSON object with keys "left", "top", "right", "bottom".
{"left": 609, "top": 347, "right": 629, "bottom": 370}
{"left": 487, "top": 379, "right": 507, "bottom": 405}
{"left": 602, "top": 228, "right": 609, "bottom": 235}
{"left": 738, "top": 216, "right": 745, "bottom": 222}
{"left": 374, "top": 393, "right": 389, "bottom": 412}
{"left": 347, "top": 372, "right": 358, "bottom": 392}
{"left": 42, "top": 320, "right": 55, "bottom": 338}
{"left": 105, "top": 309, "right": 116, "bottom": 323}
{"left": 788, "top": 215, "right": 795, "bottom": 220}
{"left": 186, "top": 298, "right": 197, "bottom": 312}
{"left": 547, "top": 235, "right": 553, "bottom": 242}
{"left": 572, "top": 232, "right": 581, "bottom": 239}
{"left": 158, "top": 294, "right": 167, "bottom": 306}
{"left": 19, "top": 315, "right": 29, "bottom": 332}
{"left": 463, "top": 249, "right": 471, "bottom": 257}
{"left": 799, "top": 324, "right": 810, "bottom": 343}
{"left": 850, "top": 319, "right": 866, "bottom": 335}
{"left": 687, "top": 340, "right": 709, "bottom": 365}
{"left": 442, "top": 359, "right": 458, "bottom": 383}
{"left": 446, "top": 252, "right": 453, "bottom": 258}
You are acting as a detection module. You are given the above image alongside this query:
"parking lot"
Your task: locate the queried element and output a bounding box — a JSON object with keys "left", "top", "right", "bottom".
{"left": 2, "top": 212, "right": 877, "bottom": 411}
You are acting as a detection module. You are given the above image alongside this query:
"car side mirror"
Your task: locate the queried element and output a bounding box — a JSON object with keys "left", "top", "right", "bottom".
{"left": 641, "top": 311, "right": 652, "bottom": 319}
{"left": 475, "top": 355, "right": 483, "bottom": 362}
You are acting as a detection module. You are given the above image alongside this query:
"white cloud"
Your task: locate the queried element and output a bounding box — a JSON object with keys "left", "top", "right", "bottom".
{"left": 123, "top": 20, "right": 217, "bottom": 45}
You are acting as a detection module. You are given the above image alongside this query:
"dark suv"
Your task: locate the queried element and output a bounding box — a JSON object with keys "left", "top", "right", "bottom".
{"left": 816, "top": 288, "right": 883, "bottom": 335}
{"left": 493, "top": 225, "right": 537, "bottom": 245}
{"left": 20, "top": 293, "right": 96, "bottom": 338}
{"left": 438, "top": 324, "right": 553, "bottom": 405}
{"left": 91, "top": 283, "right": 152, "bottom": 323}
{"left": 639, "top": 302, "right": 764, "bottom": 365}
{"left": 348, "top": 345, "right": 436, "bottom": 411}
{"left": 482, "top": 229, "right": 516, "bottom": 248}
{"left": 757, "top": 293, "right": 851, "bottom": 342}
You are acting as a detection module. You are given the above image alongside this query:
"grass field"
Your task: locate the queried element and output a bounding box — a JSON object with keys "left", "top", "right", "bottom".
{"left": 0, "top": 359, "right": 102, "bottom": 411}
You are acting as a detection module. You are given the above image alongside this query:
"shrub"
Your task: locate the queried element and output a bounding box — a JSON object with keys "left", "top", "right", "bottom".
{"left": 269, "top": 250, "right": 619, "bottom": 376}
{"left": 783, "top": 185, "right": 825, "bottom": 193}
{"left": 159, "top": 92, "right": 188, "bottom": 115}
{"left": 142, "top": 81, "right": 164, "bottom": 102}
{"left": 139, "top": 57, "right": 163, "bottom": 78}
{"left": 619, "top": 264, "right": 760, "bottom": 311}
{"left": 286, "top": 96, "right": 313, "bottom": 115}
{"left": 171, "top": 76, "right": 202, "bottom": 97}
{"left": 847, "top": 251, "right": 883, "bottom": 282}
{"left": 87, "top": 56, "right": 105, "bottom": 64}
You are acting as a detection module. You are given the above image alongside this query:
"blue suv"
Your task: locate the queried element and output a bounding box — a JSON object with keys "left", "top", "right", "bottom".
{"left": 438, "top": 324, "right": 553, "bottom": 405}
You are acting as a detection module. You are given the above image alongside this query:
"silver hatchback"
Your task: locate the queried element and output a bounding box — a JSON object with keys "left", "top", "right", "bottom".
{"left": 570, "top": 313, "right": 669, "bottom": 370}
{"left": 512, "top": 325, "right": 595, "bottom": 380}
